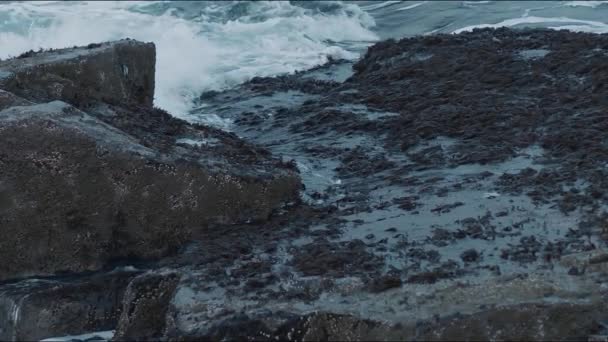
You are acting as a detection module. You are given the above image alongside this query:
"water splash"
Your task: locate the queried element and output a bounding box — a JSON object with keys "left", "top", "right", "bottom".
{"left": 0, "top": 1, "right": 378, "bottom": 119}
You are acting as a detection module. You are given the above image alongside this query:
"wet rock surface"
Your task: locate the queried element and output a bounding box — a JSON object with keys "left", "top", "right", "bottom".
{"left": 2, "top": 28, "right": 608, "bottom": 341}
{"left": 0, "top": 39, "right": 155, "bottom": 107}
{"left": 0, "top": 41, "right": 301, "bottom": 282}
{"left": 0, "top": 40, "right": 300, "bottom": 340}
{"left": 0, "top": 269, "right": 140, "bottom": 341}
{"left": 153, "top": 27, "right": 608, "bottom": 341}
{"left": 113, "top": 272, "right": 180, "bottom": 341}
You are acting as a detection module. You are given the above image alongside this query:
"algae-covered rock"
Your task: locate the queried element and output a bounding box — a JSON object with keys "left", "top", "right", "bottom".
{"left": 0, "top": 40, "right": 301, "bottom": 282}
{"left": 113, "top": 272, "right": 181, "bottom": 341}
{"left": 0, "top": 40, "right": 155, "bottom": 107}
{"left": 0, "top": 269, "right": 140, "bottom": 341}
{"left": 0, "top": 100, "right": 299, "bottom": 281}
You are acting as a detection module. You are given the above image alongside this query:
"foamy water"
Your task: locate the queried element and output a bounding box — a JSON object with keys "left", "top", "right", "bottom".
{"left": 0, "top": 1, "right": 377, "bottom": 120}
{"left": 1, "top": 1, "right": 608, "bottom": 125}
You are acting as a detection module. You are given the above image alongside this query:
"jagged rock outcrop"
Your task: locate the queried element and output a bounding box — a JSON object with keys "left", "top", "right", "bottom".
{"left": 113, "top": 272, "right": 181, "bottom": 341}
{"left": 0, "top": 40, "right": 155, "bottom": 107}
{"left": 0, "top": 40, "right": 301, "bottom": 282}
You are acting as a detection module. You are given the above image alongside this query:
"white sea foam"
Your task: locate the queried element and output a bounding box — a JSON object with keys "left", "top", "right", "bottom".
{"left": 463, "top": 1, "right": 493, "bottom": 5}
{"left": 453, "top": 15, "right": 608, "bottom": 34}
{"left": 361, "top": 1, "right": 403, "bottom": 11}
{"left": 564, "top": 1, "right": 608, "bottom": 8}
{"left": 41, "top": 330, "right": 114, "bottom": 342}
{"left": 0, "top": 1, "right": 378, "bottom": 122}
{"left": 397, "top": 2, "right": 428, "bottom": 11}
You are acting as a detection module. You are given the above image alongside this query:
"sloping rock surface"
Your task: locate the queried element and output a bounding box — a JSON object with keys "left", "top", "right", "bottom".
{"left": 121, "top": 28, "right": 607, "bottom": 341}
{"left": 0, "top": 269, "right": 140, "bottom": 341}
{"left": 0, "top": 38, "right": 301, "bottom": 339}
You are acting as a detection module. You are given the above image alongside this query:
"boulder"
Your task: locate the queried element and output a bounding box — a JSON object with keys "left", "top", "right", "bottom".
{"left": 0, "top": 40, "right": 155, "bottom": 107}
{"left": 0, "top": 40, "right": 301, "bottom": 282}
{"left": 0, "top": 90, "right": 31, "bottom": 111}
{"left": 0, "top": 100, "right": 300, "bottom": 281}
{"left": 0, "top": 269, "right": 140, "bottom": 341}
{"left": 113, "top": 272, "right": 181, "bottom": 341}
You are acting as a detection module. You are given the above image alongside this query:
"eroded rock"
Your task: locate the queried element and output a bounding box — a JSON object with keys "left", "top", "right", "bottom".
{"left": 0, "top": 40, "right": 155, "bottom": 107}
{"left": 0, "top": 269, "right": 139, "bottom": 341}
{"left": 113, "top": 272, "right": 181, "bottom": 341}
{"left": 0, "top": 40, "right": 301, "bottom": 282}
{"left": 0, "top": 100, "right": 299, "bottom": 281}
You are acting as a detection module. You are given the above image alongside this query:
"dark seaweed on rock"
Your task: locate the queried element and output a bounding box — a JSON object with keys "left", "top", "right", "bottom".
{"left": 350, "top": 28, "right": 608, "bottom": 167}
{"left": 0, "top": 40, "right": 301, "bottom": 283}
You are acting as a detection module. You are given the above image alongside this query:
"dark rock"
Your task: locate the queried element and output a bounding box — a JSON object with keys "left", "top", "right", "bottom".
{"left": 152, "top": 27, "right": 608, "bottom": 342}
{"left": 161, "top": 301, "right": 608, "bottom": 341}
{"left": 392, "top": 196, "right": 420, "bottom": 211}
{"left": 501, "top": 235, "right": 543, "bottom": 263}
{"left": 368, "top": 275, "right": 402, "bottom": 293}
{"left": 113, "top": 272, "right": 181, "bottom": 341}
{"left": 589, "top": 253, "right": 608, "bottom": 265}
{"left": 460, "top": 249, "right": 480, "bottom": 263}
{"left": 0, "top": 40, "right": 301, "bottom": 282}
{"left": 431, "top": 202, "right": 464, "bottom": 214}
{"left": 0, "top": 90, "right": 31, "bottom": 111}
{"left": 406, "top": 271, "right": 447, "bottom": 284}
{"left": 406, "top": 248, "right": 440, "bottom": 263}
{"left": 0, "top": 269, "right": 139, "bottom": 341}
{"left": 0, "top": 40, "right": 155, "bottom": 107}
{"left": 568, "top": 267, "right": 584, "bottom": 276}
{"left": 0, "top": 101, "right": 299, "bottom": 281}
{"left": 292, "top": 239, "right": 383, "bottom": 277}
{"left": 415, "top": 302, "right": 608, "bottom": 341}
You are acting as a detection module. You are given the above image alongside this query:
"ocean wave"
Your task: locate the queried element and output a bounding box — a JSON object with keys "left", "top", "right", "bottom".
{"left": 0, "top": 1, "right": 377, "bottom": 120}
{"left": 563, "top": 1, "right": 608, "bottom": 8}
{"left": 360, "top": 1, "right": 403, "bottom": 12}
{"left": 396, "top": 2, "right": 428, "bottom": 11}
{"left": 453, "top": 15, "right": 608, "bottom": 34}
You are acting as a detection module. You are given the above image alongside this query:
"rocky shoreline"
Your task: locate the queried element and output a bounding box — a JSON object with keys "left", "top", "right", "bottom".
{"left": 1, "top": 28, "right": 608, "bottom": 341}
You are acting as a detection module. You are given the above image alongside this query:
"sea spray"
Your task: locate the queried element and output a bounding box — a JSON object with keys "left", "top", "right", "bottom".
{"left": 0, "top": 1, "right": 377, "bottom": 120}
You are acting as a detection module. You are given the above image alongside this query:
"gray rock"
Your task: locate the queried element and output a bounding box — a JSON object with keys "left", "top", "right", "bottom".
{"left": 0, "top": 269, "right": 140, "bottom": 341}
{"left": 0, "top": 40, "right": 155, "bottom": 107}
{"left": 0, "top": 100, "right": 300, "bottom": 281}
{"left": 0, "top": 90, "right": 32, "bottom": 111}
{"left": 163, "top": 303, "right": 607, "bottom": 341}
{"left": 113, "top": 272, "right": 181, "bottom": 341}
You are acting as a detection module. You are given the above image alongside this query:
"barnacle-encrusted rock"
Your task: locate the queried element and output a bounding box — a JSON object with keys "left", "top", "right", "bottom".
{"left": 0, "top": 40, "right": 155, "bottom": 107}
{"left": 0, "top": 41, "right": 301, "bottom": 282}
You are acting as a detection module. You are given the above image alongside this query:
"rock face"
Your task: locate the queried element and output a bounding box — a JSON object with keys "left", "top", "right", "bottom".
{"left": 0, "top": 40, "right": 155, "bottom": 107}
{"left": 0, "top": 101, "right": 296, "bottom": 280}
{"left": 116, "top": 28, "right": 607, "bottom": 341}
{"left": 113, "top": 272, "right": 181, "bottom": 341}
{"left": 0, "top": 269, "right": 140, "bottom": 341}
{"left": 0, "top": 90, "right": 31, "bottom": 110}
{"left": 0, "top": 40, "right": 301, "bottom": 282}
